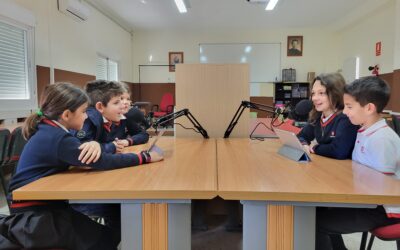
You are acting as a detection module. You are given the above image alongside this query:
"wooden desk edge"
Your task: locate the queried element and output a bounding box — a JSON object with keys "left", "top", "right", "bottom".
{"left": 12, "top": 190, "right": 219, "bottom": 201}
{"left": 218, "top": 191, "right": 400, "bottom": 205}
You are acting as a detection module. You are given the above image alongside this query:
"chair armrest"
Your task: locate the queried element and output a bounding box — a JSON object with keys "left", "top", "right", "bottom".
{"left": 166, "top": 105, "right": 174, "bottom": 113}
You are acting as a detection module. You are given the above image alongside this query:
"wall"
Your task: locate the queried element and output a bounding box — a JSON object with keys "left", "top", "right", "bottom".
{"left": 132, "top": 28, "right": 340, "bottom": 91}
{"left": 336, "top": 0, "right": 400, "bottom": 112}
{"left": 12, "top": 0, "right": 133, "bottom": 81}
{"left": 336, "top": 0, "right": 395, "bottom": 76}
{"left": 394, "top": 0, "right": 400, "bottom": 70}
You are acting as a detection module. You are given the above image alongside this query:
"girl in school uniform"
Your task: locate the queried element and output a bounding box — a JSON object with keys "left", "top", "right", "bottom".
{"left": 0, "top": 82, "right": 162, "bottom": 250}
{"left": 297, "top": 72, "right": 359, "bottom": 159}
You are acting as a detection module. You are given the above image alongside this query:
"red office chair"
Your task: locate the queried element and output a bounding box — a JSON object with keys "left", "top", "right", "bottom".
{"left": 360, "top": 223, "right": 400, "bottom": 250}
{"left": 152, "top": 93, "right": 174, "bottom": 118}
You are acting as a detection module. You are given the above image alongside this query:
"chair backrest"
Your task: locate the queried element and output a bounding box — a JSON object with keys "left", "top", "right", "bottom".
{"left": 392, "top": 115, "right": 400, "bottom": 137}
{"left": 159, "top": 93, "right": 174, "bottom": 112}
{"left": 371, "top": 223, "right": 400, "bottom": 239}
{"left": 1, "top": 127, "right": 26, "bottom": 199}
{"left": 6, "top": 127, "right": 27, "bottom": 164}
{"left": 0, "top": 129, "right": 10, "bottom": 165}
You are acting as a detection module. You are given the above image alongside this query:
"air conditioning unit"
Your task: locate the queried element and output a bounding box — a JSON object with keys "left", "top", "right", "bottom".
{"left": 57, "top": 0, "right": 90, "bottom": 22}
{"left": 247, "top": 0, "right": 267, "bottom": 3}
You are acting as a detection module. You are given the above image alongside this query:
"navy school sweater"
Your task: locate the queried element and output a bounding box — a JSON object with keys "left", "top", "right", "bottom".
{"left": 297, "top": 112, "right": 359, "bottom": 159}
{"left": 9, "top": 120, "right": 147, "bottom": 199}
{"left": 74, "top": 107, "right": 149, "bottom": 154}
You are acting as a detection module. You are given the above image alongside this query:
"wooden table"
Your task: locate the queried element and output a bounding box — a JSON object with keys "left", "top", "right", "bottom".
{"left": 217, "top": 138, "right": 400, "bottom": 250}
{"left": 13, "top": 138, "right": 217, "bottom": 250}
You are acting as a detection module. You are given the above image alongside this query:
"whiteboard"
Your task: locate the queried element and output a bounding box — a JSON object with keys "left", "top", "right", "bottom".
{"left": 199, "top": 43, "right": 281, "bottom": 83}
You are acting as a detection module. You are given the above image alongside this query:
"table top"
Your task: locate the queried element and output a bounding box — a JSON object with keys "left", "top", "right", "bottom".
{"left": 217, "top": 138, "right": 400, "bottom": 204}
{"left": 13, "top": 138, "right": 217, "bottom": 200}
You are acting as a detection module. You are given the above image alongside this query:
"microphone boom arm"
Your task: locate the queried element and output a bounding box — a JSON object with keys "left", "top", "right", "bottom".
{"left": 224, "top": 101, "right": 276, "bottom": 138}
{"left": 153, "top": 109, "right": 209, "bottom": 139}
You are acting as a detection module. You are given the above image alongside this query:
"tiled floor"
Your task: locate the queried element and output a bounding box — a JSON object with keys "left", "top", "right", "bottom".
{"left": 0, "top": 190, "right": 395, "bottom": 249}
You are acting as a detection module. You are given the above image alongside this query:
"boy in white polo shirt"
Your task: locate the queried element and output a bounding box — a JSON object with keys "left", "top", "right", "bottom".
{"left": 316, "top": 76, "right": 400, "bottom": 250}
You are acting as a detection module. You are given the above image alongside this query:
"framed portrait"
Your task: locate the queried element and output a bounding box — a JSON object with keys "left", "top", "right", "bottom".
{"left": 287, "top": 36, "right": 303, "bottom": 57}
{"left": 169, "top": 52, "right": 184, "bottom": 72}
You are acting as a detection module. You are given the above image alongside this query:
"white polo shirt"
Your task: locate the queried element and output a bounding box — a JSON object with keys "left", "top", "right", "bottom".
{"left": 352, "top": 119, "right": 400, "bottom": 217}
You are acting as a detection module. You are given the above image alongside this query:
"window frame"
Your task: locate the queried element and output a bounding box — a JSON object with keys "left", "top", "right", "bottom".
{"left": 0, "top": 16, "right": 36, "bottom": 119}
{"left": 96, "top": 54, "right": 119, "bottom": 81}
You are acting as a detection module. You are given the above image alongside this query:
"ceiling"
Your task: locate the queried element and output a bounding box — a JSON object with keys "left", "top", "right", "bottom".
{"left": 86, "top": 0, "right": 389, "bottom": 32}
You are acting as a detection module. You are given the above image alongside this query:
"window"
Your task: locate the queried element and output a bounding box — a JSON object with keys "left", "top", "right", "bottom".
{"left": 96, "top": 55, "right": 118, "bottom": 81}
{"left": 0, "top": 15, "right": 36, "bottom": 119}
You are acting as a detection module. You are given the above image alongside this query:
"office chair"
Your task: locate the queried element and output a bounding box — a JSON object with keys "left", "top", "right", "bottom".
{"left": 360, "top": 223, "right": 400, "bottom": 250}
{"left": 152, "top": 93, "right": 174, "bottom": 118}
{"left": 151, "top": 93, "right": 174, "bottom": 128}
{"left": 392, "top": 115, "right": 400, "bottom": 137}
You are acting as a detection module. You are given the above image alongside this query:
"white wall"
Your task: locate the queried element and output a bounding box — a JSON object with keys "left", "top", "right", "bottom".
{"left": 394, "top": 0, "right": 400, "bottom": 69}
{"left": 12, "top": 0, "right": 133, "bottom": 81}
{"left": 336, "top": 0, "right": 395, "bottom": 77}
{"left": 132, "top": 28, "right": 341, "bottom": 89}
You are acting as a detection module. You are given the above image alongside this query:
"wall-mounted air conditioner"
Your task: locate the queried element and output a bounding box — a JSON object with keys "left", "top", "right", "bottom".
{"left": 57, "top": 0, "right": 90, "bottom": 22}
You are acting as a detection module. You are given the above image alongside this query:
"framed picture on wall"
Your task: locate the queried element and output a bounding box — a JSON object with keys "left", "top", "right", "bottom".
{"left": 287, "top": 36, "right": 303, "bottom": 57}
{"left": 169, "top": 52, "right": 184, "bottom": 72}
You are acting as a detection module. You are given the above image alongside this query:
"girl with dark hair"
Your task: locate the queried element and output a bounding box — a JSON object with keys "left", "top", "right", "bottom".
{"left": 297, "top": 73, "right": 358, "bottom": 159}
{"left": 0, "top": 82, "right": 162, "bottom": 249}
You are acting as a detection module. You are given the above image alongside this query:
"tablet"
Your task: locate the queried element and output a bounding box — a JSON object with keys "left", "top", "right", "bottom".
{"left": 274, "top": 128, "right": 311, "bottom": 161}
{"left": 147, "top": 129, "right": 165, "bottom": 153}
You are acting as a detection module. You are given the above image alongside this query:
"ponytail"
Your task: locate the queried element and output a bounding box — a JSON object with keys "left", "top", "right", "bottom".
{"left": 23, "top": 112, "right": 44, "bottom": 140}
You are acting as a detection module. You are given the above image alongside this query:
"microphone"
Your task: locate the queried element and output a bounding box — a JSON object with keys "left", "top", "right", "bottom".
{"left": 125, "top": 107, "right": 151, "bottom": 130}
{"left": 289, "top": 99, "right": 312, "bottom": 121}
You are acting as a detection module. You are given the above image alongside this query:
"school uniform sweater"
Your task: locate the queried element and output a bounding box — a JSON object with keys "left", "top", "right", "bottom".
{"left": 9, "top": 120, "right": 148, "bottom": 200}
{"left": 74, "top": 107, "right": 149, "bottom": 154}
{"left": 352, "top": 119, "right": 400, "bottom": 218}
{"left": 297, "top": 112, "right": 359, "bottom": 159}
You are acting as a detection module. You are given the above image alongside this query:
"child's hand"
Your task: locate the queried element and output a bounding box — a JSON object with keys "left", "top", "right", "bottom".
{"left": 303, "top": 145, "right": 312, "bottom": 154}
{"left": 309, "top": 141, "right": 318, "bottom": 153}
{"left": 79, "top": 141, "right": 101, "bottom": 164}
{"left": 148, "top": 150, "right": 164, "bottom": 162}
{"left": 115, "top": 139, "right": 129, "bottom": 147}
{"left": 112, "top": 141, "right": 125, "bottom": 153}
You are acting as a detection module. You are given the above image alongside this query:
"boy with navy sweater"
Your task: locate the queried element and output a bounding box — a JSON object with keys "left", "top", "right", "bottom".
{"left": 75, "top": 80, "right": 149, "bottom": 154}
{"left": 72, "top": 80, "right": 150, "bottom": 243}
{"left": 297, "top": 73, "right": 358, "bottom": 159}
{"left": 316, "top": 76, "right": 400, "bottom": 250}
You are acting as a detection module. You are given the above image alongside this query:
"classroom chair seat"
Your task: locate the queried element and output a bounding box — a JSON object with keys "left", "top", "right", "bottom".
{"left": 360, "top": 223, "right": 400, "bottom": 250}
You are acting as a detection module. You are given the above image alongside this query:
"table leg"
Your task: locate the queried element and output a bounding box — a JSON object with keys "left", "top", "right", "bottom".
{"left": 168, "top": 202, "right": 191, "bottom": 250}
{"left": 241, "top": 200, "right": 267, "bottom": 250}
{"left": 121, "top": 203, "right": 142, "bottom": 250}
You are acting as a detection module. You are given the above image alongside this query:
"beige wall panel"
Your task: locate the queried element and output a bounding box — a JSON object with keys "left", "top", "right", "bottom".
{"left": 175, "top": 64, "right": 249, "bottom": 138}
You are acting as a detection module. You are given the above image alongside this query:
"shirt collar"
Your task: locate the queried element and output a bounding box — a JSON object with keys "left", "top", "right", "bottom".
{"left": 359, "top": 119, "right": 387, "bottom": 135}
{"left": 321, "top": 112, "right": 334, "bottom": 123}
{"left": 103, "top": 116, "right": 110, "bottom": 123}
{"left": 103, "top": 115, "right": 126, "bottom": 123}
{"left": 51, "top": 120, "right": 69, "bottom": 133}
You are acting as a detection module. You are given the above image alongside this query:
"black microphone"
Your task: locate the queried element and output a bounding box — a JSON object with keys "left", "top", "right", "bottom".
{"left": 126, "top": 107, "right": 151, "bottom": 130}
{"left": 289, "top": 99, "right": 313, "bottom": 121}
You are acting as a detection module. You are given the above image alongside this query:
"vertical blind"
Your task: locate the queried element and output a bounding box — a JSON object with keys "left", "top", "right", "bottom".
{"left": 96, "top": 56, "right": 118, "bottom": 81}
{"left": 0, "top": 21, "right": 29, "bottom": 99}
